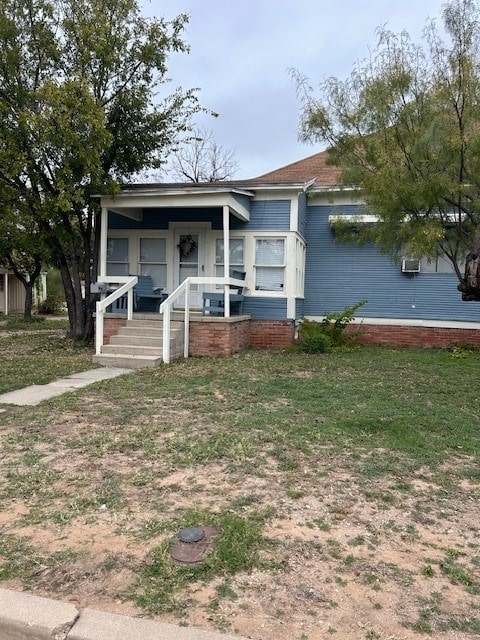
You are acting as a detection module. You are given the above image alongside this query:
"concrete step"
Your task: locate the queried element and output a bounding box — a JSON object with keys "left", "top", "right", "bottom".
{"left": 118, "top": 326, "right": 165, "bottom": 337}
{"left": 101, "top": 345, "right": 163, "bottom": 356}
{"left": 92, "top": 353, "right": 163, "bottom": 369}
{"left": 96, "top": 316, "right": 185, "bottom": 369}
{"left": 110, "top": 335, "right": 164, "bottom": 347}
{"left": 125, "top": 318, "right": 183, "bottom": 330}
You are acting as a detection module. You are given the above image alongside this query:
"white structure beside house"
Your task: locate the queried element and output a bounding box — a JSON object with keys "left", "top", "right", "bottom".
{"left": 0, "top": 269, "right": 47, "bottom": 315}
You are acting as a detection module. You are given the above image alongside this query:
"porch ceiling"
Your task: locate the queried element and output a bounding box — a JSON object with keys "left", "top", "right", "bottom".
{"left": 101, "top": 188, "right": 253, "bottom": 222}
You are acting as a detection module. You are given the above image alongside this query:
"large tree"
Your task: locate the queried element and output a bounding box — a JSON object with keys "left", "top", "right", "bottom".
{"left": 293, "top": 0, "right": 480, "bottom": 301}
{"left": 0, "top": 0, "right": 203, "bottom": 338}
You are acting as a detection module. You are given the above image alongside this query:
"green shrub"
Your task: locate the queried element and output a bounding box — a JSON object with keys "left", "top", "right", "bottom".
{"left": 297, "top": 322, "right": 333, "bottom": 353}
{"left": 297, "top": 300, "right": 366, "bottom": 353}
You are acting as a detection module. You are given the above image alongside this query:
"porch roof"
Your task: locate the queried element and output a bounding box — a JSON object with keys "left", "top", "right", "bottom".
{"left": 100, "top": 185, "right": 254, "bottom": 222}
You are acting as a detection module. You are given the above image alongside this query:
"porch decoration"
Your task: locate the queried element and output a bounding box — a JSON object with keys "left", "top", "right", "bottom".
{"left": 178, "top": 235, "right": 197, "bottom": 259}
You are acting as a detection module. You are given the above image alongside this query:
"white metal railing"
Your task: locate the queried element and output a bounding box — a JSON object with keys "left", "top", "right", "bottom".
{"left": 95, "top": 276, "right": 138, "bottom": 355}
{"left": 160, "top": 276, "right": 245, "bottom": 364}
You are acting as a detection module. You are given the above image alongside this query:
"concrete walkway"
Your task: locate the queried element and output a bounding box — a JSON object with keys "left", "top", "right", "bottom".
{"left": 0, "top": 367, "right": 132, "bottom": 406}
{"left": 0, "top": 588, "right": 247, "bottom": 640}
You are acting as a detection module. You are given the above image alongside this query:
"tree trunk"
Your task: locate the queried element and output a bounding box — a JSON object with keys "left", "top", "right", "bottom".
{"left": 458, "top": 227, "right": 480, "bottom": 301}
{"left": 23, "top": 281, "right": 34, "bottom": 318}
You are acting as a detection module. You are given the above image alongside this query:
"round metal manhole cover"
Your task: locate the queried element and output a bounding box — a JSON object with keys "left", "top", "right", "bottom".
{"left": 178, "top": 526, "right": 205, "bottom": 543}
{"left": 168, "top": 525, "right": 218, "bottom": 566}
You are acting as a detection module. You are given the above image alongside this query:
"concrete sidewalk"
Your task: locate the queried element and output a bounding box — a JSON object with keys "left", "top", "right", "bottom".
{"left": 0, "top": 588, "right": 247, "bottom": 640}
{"left": 0, "top": 367, "right": 132, "bottom": 406}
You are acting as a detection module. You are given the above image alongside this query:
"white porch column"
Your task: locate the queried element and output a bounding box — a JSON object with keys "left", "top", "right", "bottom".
{"left": 223, "top": 204, "right": 230, "bottom": 318}
{"left": 99, "top": 206, "right": 108, "bottom": 278}
{"left": 4, "top": 273, "right": 8, "bottom": 316}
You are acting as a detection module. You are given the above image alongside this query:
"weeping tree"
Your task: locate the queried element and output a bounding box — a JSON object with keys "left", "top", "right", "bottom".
{"left": 0, "top": 0, "right": 204, "bottom": 339}
{"left": 293, "top": 0, "right": 480, "bottom": 301}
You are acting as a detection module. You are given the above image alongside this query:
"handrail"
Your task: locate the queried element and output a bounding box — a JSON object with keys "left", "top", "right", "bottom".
{"left": 160, "top": 276, "right": 244, "bottom": 364}
{"left": 95, "top": 276, "right": 138, "bottom": 355}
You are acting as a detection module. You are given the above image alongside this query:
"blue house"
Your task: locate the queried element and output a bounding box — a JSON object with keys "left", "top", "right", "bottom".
{"left": 94, "top": 152, "right": 480, "bottom": 366}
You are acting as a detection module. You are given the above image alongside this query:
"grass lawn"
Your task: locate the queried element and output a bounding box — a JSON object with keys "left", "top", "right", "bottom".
{"left": 0, "top": 325, "right": 479, "bottom": 639}
{"left": 0, "top": 316, "right": 96, "bottom": 394}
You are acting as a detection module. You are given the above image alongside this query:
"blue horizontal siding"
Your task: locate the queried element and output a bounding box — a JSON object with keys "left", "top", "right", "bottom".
{"left": 304, "top": 205, "right": 480, "bottom": 323}
{"left": 231, "top": 199, "right": 291, "bottom": 231}
{"left": 242, "top": 297, "right": 287, "bottom": 320}
{"left": 295, "top": 298, "right": 305, "bottom": 319}
{"left": 298, "top": 192, "right": 308, "bottom": 238}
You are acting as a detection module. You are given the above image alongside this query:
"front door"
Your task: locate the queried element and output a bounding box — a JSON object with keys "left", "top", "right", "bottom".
{"left": 173, "top": 229, "right": 205, "bottom": 308}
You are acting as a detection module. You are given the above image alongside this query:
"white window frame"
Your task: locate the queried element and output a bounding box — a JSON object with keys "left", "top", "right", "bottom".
{"left": 254, "top": 237, "right": 286, "bottom": 293}
{"left": 139, "top": 237, "right": 168, "bottom": 290}
{"left": 106, "top": 237, "right": 130, "bottom": 277}
{"left": 215, "top": 237, "right": 245, "bottom": 282}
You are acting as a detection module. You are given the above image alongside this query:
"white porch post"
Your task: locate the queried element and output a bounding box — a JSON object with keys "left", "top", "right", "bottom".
{"left": 99, "top": 206, "right": 108, "bottom": 278}
{"left": 3, "top": 273, "right": 8, "bottom": 316}
{"left": 223, "top": 204, "right": 230, "bottom": 317}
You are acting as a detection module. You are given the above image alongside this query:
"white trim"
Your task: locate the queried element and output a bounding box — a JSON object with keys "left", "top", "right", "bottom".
{"left": 287, "top": 297, "right": 296, "bottom": 319}
{"left": 290, "top": 196, "right": 299, "bottom": 232}
{"left": 117, "top": 187, "right": 254, "bottom": 197}
{"left": 3, "top": 273, "right": 8, "bottom": 316}
{"left": 329, "top": 214, "right": 379, "bottom": 224}
{"left": 99, "top": 207, "right": 108, "bottom": 278}
{"left": 101, "top": 192, "right": 251, "bottom": 222}
{"left": 223, "top": 205, "right": 230, "bottom": 317}
{"left": 304, "top": 316, "right": 480, "bottom": 330}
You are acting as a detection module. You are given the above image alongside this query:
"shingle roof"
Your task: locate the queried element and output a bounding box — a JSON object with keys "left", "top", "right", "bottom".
{"left": 247, "top": 150, "right": 341, "bottom": 186}
{"left": 120, "top": 150, "right": 342, "bottom": 193}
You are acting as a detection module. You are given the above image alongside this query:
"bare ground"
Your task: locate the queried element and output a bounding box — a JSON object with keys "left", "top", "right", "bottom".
{"left": 0, "top": 425, "right": 478, "bottom": 640}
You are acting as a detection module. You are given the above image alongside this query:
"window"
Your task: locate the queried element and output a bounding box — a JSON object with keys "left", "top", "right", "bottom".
{"left": 215, "top": 238, "right": 244, "bottom": 280}
{"left": 420, "top": 254, "right": 465, "bottom": 274}
{"left": 255, "top": 238, "right": 285, "bottom": 291}
{"left": 106, "top": 238, "right": 129, "bottom": 276}
{"left": 139, "top": 238, "right": 167, "bottom": 289}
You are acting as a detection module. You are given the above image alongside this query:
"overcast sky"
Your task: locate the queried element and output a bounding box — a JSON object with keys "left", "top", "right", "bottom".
{"left": 142, "top": 1, "right": 445, "bottom": 179}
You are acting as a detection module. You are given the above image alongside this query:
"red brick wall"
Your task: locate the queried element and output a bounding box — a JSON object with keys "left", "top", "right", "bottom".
{"left": 103, "top": 317, "right": 127, "bottom": 345}
{"left": 347, "top": 323, "right": 480, "bottom": 348}
{"left": 189, "top": 318, "right": 251, "bottom": 357}
{"left": 250, "top": 320, "right": 295, "bottom": 348}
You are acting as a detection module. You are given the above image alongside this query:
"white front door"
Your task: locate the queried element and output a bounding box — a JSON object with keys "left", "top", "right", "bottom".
{"left": 173, "top": 229, "right": 205, "bottom": 308}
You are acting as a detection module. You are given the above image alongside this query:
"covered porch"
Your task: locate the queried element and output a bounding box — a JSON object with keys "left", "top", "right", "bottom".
{"left": 94, "top": 185, "right": 255, "bottom": 364}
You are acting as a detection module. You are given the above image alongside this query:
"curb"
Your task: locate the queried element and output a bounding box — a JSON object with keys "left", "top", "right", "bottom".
{"left": 0, "top": 589, "right": 247, "bottom": 640}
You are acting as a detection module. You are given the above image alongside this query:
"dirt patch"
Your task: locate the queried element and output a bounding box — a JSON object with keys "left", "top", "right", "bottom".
{"left": 0, "top": 445, "right": 478, "bottom": 640}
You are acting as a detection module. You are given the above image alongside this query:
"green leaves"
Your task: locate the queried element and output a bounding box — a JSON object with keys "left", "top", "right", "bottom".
{"left": 0, "top": 0, "right": 204, "bottom": 335}
{"left": 295, "top": 1, "right": 480, "bottom": 289}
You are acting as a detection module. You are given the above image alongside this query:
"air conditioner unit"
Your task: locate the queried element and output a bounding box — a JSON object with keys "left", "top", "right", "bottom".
{"left": 401, "top": 258, "right": 420, "bottom": 273}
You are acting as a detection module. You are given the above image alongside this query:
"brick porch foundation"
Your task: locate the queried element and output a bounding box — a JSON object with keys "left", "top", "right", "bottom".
{"left": 249, "top": 319, "right": 296, "bottom": 348}
{"left": 103, "top": 317, "right": 127, "bottom": 345}
{"left": 102, "top": 316, "right": 480, "bottom": 357}
{"left": 189, "top": 316, "right": 251, "bottom": 356}
{"left": 347, "top": 322, "right": 480, "bottom": 348}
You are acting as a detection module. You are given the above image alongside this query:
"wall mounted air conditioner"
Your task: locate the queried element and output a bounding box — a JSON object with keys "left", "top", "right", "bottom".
{"left": 401, "top": 258, "right": 420, "bottom": 273}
